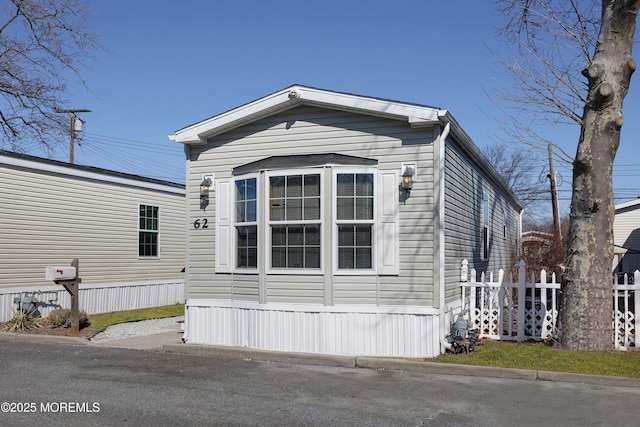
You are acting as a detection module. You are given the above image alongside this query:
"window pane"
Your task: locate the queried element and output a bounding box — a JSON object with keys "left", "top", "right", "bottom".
{"left": 272, "top": 247, "right": 286, "bottom": 268}
{"left": 286, "top": 198, "right": 302, "bottom": 221}
{"left": 288, "top": 226, "right": 304, "bottom": 246}
{"left": 246, "top": 201, "right": 257, "bottom": 222}
{"left": 355, "top": 198, "right": 373, "bottom": 220}
{"left": 270, "top": 176, "right": 285, "bottom": 198}
{"left": 246, "top": 179, "right": 257, "bottom": 200}
{"left": 355, "top": 248, "right": 372, "bottom": 269}
{"left": 272, "top": 226, "right": 286, "bottom": 245}
{"left": 304, "top": 175, "right": 320, "bottom": 196}
{"left": 338, "top": 225, "right": 354, "bottom": 246}
{"left": 305, "top": 247, "right": 321, "bottom": 268}
{"left": 337, "top": 174, "right": 354, "bottom": 196}
{"left": 338, "top": 248, "right": 354, "bottom": 269}
{"left": 303, "top": 197, "right": 320, "bottom": 220}
{"left": 305, "top": 225, "right": 320, "bottom": 245}
{"left": 287, "top": 175, "right": 302, "bottom": 197}
{"left": 288, "top": 247, "right": 303, "bottom": 268}
{"left": 356, "top": 174, "right": 374, "bottom": 197}
{"left": 355, "top": 225, "right": 372, "bottom": 246}
{"left": 236, "top": 201, "right": 245, "bottom": 223}
{"left": 337, "top": 197, "right": 354, "bottom": 220}
{"left": 271, "top": 198, "right": 285, "bottom": 221}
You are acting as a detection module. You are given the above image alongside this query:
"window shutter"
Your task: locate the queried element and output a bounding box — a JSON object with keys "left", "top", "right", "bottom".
{"left": 377, "top": 172, "right": 399, "bottom": 275}
{"left": 215, "top": 178, "right": 233, "bottom": 273}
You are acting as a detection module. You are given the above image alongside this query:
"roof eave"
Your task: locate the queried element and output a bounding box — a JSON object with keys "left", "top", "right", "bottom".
{"left": 168, "top": 85, "right": 444, "bottom": 145}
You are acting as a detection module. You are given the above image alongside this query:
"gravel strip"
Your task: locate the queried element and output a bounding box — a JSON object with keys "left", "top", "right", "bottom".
{"left": 89, "top": 316, "right": 184, "bottom": 343}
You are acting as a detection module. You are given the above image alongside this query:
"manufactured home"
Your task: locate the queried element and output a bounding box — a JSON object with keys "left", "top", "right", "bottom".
{"left": 170, "top": 85, "right": 523, "bottom": 357}
{"left": 0, "top": 150, "right": 186, "bottom": 319}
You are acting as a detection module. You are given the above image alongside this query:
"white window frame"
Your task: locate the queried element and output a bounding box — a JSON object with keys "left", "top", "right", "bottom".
{"left": 333, "top": 167, "right": 377, "bottom": 275}
{"left": 138, "top": 203, "right": 160, "bottom": 259}
{"left": 482, "top": 192, "right": 489, "bottom": 260}
{"left": 233, "top": 173, "right": 259, "bottom": 273}
{"left": 265, "top": 168, "right": 324, "bottom": 275}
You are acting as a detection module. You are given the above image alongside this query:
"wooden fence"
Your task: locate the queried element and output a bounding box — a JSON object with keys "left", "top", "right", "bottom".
{"left": 459, "top": 259, "right": 639, "bottom": 351}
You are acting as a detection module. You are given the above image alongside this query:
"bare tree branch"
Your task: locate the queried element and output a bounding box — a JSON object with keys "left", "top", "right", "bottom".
{"left": 0, "top": 0, "right": 101, "bottom": 151}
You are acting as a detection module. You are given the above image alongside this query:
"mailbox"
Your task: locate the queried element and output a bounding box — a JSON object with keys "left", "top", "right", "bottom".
{"left": 45, "top": 266, "right": 77, "bottom": 281}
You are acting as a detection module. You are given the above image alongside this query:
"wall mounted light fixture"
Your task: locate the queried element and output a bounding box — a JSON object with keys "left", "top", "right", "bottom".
{"left": 200, "top": 176, "right": 212, "bottom": 204}
{"left": 401, "top": 163, "right": 416, "bottom": 193}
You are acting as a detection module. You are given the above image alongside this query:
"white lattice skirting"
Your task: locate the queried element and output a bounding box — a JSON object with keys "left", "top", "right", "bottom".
{"left": 184, "top": 300, "right": 441, "bottom": 358}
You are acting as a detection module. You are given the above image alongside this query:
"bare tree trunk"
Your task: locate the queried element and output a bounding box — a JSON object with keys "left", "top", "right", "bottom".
{"left": 559, "top": 0, "right": 640, "bottom": 351}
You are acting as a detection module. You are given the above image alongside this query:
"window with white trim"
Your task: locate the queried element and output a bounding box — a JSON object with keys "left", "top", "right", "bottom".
{"left": 139, "top": 204, "right": 159, "bottom": 257}
{"left": 336, "top": 172, "right": 374, "bottom": 270}
{"left": 268, "top": 172, "right": 321, "bottom": 270}
{"left": 235, "top": 177, "right": 257, "bottom": 268}
{"left": 220, "top": 155, "right": 396, "bottom": 276}
{"left": 482, "top": 192, "right": 489, "bottom": 260}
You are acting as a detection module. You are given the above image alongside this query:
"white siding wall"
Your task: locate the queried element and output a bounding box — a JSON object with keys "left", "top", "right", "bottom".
{"left": 0, "top": 159, "right": 185, "bottom": 289}
{"left": 185, "top": 106, "right": 437, "bottom": 307}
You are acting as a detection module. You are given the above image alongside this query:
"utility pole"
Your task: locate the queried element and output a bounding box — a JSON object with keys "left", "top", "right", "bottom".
{"left": 547, "top": 143, "right": 561, "bottom": 242}
{"left": 55, "top": 107, "right": 92, "bottom": 164}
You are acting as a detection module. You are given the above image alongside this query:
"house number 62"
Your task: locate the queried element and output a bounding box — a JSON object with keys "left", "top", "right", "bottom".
{"left": 193, "top": 219, "right": 209, "bottom": 229}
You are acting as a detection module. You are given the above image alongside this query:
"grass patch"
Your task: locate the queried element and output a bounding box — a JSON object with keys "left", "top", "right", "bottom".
{"left": 432, "top": 341, "right": 640, "bottom": 378}
{"left": 88, "top": 304, "right": 184, "bottom": 333}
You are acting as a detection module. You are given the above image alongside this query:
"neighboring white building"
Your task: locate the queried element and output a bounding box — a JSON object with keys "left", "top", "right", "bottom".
{"left": 170, "top": 85, "right": 523, "bottom": 358}
{"left": 0, "top": 150, "right": 186, "bottom": 319}
{"left": 614, "top": 198, "right": 640, "bottom": 274}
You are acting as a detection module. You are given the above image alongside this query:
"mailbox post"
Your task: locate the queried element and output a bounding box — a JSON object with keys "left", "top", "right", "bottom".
{"left": 46, "top": 259, "right": 81, "bottom": 335}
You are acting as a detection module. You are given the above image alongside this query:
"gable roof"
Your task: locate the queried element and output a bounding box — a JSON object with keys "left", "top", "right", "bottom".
{"left": 169, "top": 84, "right": 523, "bottom": 210}
{"left": 0, "top": 150, "right": 185, "bottom": 194}
{"left": 169, "top": 84, "right": 446, "bottom": 145}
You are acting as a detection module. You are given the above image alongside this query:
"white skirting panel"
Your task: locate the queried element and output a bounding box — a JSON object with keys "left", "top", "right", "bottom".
{"left": 0, "top": 279, "right": 185, "bottom": 322}
{"left": 184, "top": 300, "right": 441, "bottom": 358}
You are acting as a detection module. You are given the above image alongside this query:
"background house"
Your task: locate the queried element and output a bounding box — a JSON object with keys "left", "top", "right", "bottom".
{"left": 170, "top": 85, "right": 523, "bottom": 357}
{"left": 0, "top": 150, "right": 186, "bottom": 320}
{"left": 614, "top": 198, "right": 640, "bottom": 275}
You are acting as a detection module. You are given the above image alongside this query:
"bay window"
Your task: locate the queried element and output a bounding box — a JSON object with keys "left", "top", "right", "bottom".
{"left": 220, "top": 155, "right": 396, "bottom": 275}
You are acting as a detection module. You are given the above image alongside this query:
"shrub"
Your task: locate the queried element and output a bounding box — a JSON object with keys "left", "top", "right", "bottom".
{"left": 3, "top": 308, "right": 43, "bottom": 332}
{"left": 43, "top": 309, "right": 90, "bottom": 330}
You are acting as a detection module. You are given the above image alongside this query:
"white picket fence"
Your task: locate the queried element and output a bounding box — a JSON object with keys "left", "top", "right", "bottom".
{"left": 459, "top": 259, "right": 639, "bottom": 351}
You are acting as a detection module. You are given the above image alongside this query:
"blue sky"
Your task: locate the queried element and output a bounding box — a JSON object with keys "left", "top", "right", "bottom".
{"left": 30, "top": 1, "right": 640, "bottom": 216}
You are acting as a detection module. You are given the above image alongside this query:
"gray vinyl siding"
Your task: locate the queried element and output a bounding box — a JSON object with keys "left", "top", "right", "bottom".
{"left": 444, "top": 140, "right": 520, "bottom": 303}
{"left": 0, "top": 161, "right": 185, "bottom": 289}
{"left": 186, "top": 105, "right": 437, "bottom": 306}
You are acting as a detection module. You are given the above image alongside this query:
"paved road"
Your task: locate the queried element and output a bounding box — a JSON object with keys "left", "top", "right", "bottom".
{"left": 0, "top": 340, "right": 638, "bottom": 426}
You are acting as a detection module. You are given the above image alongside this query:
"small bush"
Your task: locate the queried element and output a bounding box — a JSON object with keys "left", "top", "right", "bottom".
{"left": 3, "top": 308, "right": 43, "bottom": 332}
{"left": 43, "top": 309, "right": 90, "bottom": 330}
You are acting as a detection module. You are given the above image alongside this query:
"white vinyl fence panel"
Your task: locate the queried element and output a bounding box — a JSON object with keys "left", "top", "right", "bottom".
{"left": 459, "top": 259, "right": 639, "bottom": 351}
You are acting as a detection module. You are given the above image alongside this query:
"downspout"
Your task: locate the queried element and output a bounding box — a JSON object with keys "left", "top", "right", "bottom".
{"left": 437, "top": 120, "right": 452, "bottom": 352}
